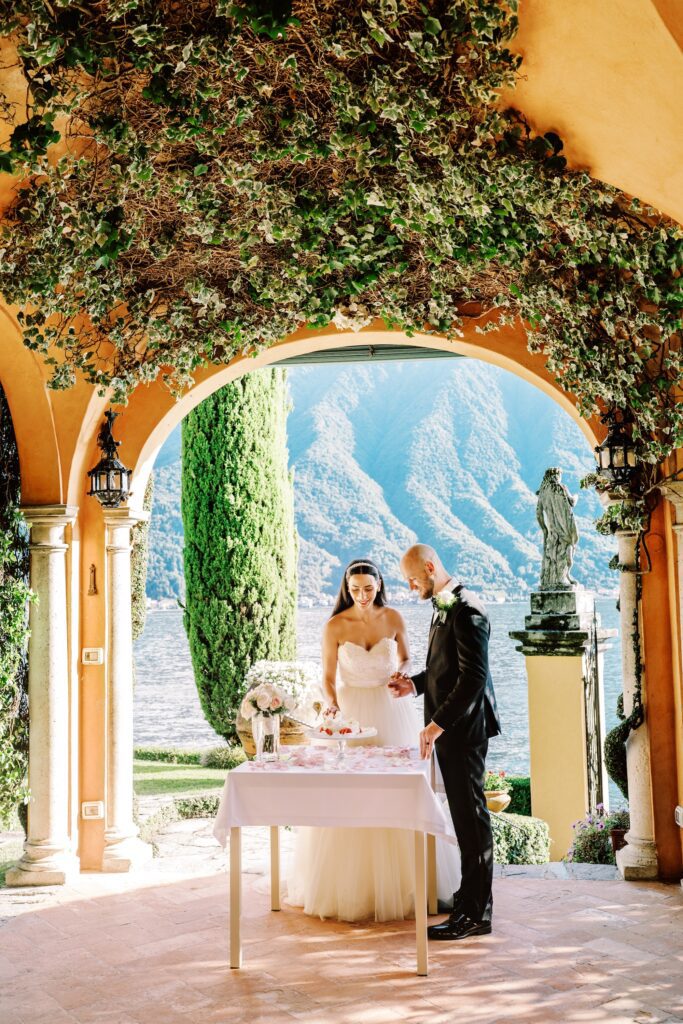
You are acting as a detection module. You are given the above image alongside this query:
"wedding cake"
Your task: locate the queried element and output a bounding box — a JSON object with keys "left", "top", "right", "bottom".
{"left": 316, "top": 706, "right": 362, "bottom": 736}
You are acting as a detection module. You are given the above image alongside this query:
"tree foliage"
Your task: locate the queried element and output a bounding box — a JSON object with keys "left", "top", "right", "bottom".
{"left": 130, "top": 472, "right": 154, "bottom": 642}
{"left": 0, "top": 384, "right": 31, "bottom": 828}
{"left": 0, "top": 0, "right": 680, "bottom": 485}
{"left": 181, "top": 367, "right": 297, "bottom": 740}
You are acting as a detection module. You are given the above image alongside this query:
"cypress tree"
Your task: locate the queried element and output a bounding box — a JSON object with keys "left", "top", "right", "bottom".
{"left": 181, "top": 367, "right": 297, "bottom": 740}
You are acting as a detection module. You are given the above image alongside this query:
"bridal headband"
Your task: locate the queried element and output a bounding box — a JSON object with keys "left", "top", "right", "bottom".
{"left": 346, "top": 560, "right": 380, "bottom": 577}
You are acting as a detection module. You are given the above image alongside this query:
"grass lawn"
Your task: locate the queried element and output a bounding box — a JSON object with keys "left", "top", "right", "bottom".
{"left": 133, "top": 759, "right": 227, "bottom": 796}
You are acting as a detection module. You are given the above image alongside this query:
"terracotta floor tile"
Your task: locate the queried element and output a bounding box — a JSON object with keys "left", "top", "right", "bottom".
{"left": 1, "top": 871, "right": 681, "bottom": 1024}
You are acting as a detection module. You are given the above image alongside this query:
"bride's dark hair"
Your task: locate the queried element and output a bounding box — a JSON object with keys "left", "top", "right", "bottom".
{"left": 331, "top": 559, "right": 387, "bottom": 618}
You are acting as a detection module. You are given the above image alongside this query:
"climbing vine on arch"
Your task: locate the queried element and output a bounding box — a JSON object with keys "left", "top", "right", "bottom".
{"left": 0, "top": 0, "right": 681, "bottom": 518}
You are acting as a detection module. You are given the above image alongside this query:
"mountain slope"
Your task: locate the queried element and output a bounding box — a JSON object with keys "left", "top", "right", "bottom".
{"left": 147, "top": 358, "right": 616, "bottom": 604}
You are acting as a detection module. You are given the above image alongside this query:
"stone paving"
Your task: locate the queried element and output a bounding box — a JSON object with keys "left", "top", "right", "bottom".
{"left": 2, "top": 817, "right": 682, "bottom": 1024}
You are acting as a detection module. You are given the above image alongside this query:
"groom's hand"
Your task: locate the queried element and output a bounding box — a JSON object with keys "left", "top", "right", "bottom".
{"left": 419, "top": 722, "right": 444, "bottom": 760}
{"left": 388, "top": 673, "right": 414, "bottom": 698}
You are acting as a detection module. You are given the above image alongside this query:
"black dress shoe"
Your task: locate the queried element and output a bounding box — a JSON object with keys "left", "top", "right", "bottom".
{"left": 427, "top": 915, "right": 492, "bottom": 941}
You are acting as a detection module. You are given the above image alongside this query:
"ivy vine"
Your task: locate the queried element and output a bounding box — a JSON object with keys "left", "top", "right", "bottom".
{"left": 0, "top": 0, "right": 681, "bottom": 510}
{"left": 0, "top": 384, "right": 31, "bottom": 828}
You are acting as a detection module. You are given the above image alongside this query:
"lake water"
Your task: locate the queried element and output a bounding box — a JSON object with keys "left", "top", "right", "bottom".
{"left": 134, "top": 598, "right": 623, "bottom": 803}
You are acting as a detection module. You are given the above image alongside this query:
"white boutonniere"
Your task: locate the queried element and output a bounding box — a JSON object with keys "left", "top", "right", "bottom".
{"left": 432, "top": 589, "right": 460, "bottom": 624}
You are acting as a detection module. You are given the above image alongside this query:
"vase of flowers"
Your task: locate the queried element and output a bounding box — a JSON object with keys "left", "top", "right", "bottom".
{"left": 484, "top": 769, "right": 512, "bottom": 813}
{"left": 240, "top": 683, "right": 292, "bottom": 762}
{"left": 236, "top": 661, "right": 323, "bottom": 756}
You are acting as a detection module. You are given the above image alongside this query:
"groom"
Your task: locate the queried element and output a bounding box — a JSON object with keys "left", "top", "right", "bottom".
{"left": 389, "top": 544, "right": 501, "bottom": 940}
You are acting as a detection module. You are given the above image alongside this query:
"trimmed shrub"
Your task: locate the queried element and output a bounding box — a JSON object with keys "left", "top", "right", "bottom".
{"left": 182, "top": 367, "right": 297, "bottom": 741}
{"left": 508, "top": 776, "right": 531, "bottom": 816}
{"left": 134, "top": 746, "right": 202, "bottom": 765}
{"left": 201, "top": 745, "right": 247, "bottom": 770}
{"left": 604, "top": 694, "right": 629, "bottom": 800}
{"left": 491, "top": 812, "right": 550, "bottom": 865}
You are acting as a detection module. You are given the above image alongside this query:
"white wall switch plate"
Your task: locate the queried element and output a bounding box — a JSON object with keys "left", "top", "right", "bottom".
{"left": 82, "top": 648, "right": 104, "bottom": 665}
{"left": 81, "top": 801, "right": 104, "bottom": 820}
{"left": 675, "top": 805, "right": 683, "bottom": 828}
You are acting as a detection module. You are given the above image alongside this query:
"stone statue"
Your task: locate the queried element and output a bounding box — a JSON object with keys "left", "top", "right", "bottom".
{"left": 536, "top": 467, "right": 579, "bottom": 590}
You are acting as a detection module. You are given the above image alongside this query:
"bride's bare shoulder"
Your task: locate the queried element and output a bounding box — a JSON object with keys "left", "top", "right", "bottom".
{"left": 323, "top": 611, "right": 348, "bottom": 638}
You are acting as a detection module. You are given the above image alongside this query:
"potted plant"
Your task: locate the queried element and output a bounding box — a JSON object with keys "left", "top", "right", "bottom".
{"left": 235, "top": 660, "right": 323, "bottom": 755}
{"left": 606, "top": 808, "right": 630, "bottom": 858}
{"left": 484, "top": 770, "right": 512, "bottom": 813}
{"left": 565, "top": 804, "right": 630, "bottom": 864}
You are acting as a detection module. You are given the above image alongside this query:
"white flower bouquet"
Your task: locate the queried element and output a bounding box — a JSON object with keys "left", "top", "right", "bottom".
{"left": 239, "top": 660, "right": 322, "bottom": 722}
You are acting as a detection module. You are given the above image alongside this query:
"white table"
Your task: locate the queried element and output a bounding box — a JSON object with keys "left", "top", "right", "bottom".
{"left": 213, "top": 745, "right": 456, "bottom": 976}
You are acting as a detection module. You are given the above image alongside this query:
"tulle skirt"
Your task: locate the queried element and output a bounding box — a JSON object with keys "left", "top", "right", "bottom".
{"left": 286, "top": 681, "right": 461, "bottom": 921}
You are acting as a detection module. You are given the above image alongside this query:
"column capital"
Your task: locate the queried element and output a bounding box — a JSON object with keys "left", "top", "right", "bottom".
{"left": 21, "top": 504, "right": 78, "bottom": 529}
{"left": 102, "top": 506, "right": 150, "bottom": 530}
{"left": 659, "top": 481, "right": 683, "bottom": 524}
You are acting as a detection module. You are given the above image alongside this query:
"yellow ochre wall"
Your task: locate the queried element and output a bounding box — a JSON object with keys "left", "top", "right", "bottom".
{"left": 526, "top": 656, "right": 590, "bottom": 860}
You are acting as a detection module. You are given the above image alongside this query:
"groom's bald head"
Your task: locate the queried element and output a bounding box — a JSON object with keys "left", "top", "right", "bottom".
{"left": 400, "top": 544, "right": 447, "bottom": 600}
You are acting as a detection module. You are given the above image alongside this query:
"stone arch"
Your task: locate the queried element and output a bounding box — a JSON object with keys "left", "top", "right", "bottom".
{"left": 0, "top": 304, "right": 63, "bottom": 504}
{"left": 114, "top": 316, "right": 600, "bottom": 516}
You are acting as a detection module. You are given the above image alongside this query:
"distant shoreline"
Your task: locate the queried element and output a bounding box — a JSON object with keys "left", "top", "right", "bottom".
{"left": 145, "top": 592, "right": 619, "bottom": 612}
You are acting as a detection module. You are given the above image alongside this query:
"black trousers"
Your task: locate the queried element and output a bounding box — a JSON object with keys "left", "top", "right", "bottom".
{"left": 436, "top": 739, "right": 493, "bottom": 923}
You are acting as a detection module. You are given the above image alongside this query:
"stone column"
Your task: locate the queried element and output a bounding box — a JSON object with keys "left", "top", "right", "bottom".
{"left": 510, "top": 588, "right": 614, "bottom": 858}
{"left": 101, "top": 508, "right": 152, "bottom": 872}
{"left": 6, "top": 505, "right": 80, "bottom": 886}
{"left": 614, "top": 527, "right": 658, "bottom": 880}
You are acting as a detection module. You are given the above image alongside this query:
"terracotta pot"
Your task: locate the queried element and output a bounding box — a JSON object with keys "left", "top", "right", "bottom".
{"left": 485, "top": 790, "right": 511, "bottom": 813}
{"left": 609, "top": 827, "right": 628, "bottom": 857}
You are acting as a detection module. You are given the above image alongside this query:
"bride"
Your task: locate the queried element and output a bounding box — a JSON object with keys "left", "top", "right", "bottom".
{"left": 287, "top": 558, "right": 461, "bottom": 922}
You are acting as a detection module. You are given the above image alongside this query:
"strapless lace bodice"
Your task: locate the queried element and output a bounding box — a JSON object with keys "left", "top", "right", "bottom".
{"left": 337, "top": 636, "right": 398, "bottom": 689}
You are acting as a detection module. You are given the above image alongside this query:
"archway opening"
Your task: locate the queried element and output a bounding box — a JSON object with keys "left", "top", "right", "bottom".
{"left": 130, "top": 344, "right": 624, "bottom": 827}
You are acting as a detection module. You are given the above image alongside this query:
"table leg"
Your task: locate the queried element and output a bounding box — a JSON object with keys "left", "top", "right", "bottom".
{"left": 230, "top": 826, "right": 242, "bottom": 969}
{"left": 427, "top": 833, "right": 437, "bottom": 916}
{"left": 270, "top": 825, "right": 281, "bottom": 911}
{"left": 414, "top": 831, "right": 428, "bottom": 977}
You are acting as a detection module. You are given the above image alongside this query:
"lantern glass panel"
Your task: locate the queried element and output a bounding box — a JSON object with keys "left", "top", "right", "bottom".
{"left": 612, "top": 448, "right": 625, "bottom": 468}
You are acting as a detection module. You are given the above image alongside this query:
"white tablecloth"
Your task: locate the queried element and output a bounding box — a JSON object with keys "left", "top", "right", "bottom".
{"left": 213, "top": 745, "right": 457, "bottom": 847}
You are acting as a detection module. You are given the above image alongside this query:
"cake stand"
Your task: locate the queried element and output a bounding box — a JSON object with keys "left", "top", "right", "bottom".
{"left": 306, "top": 726, "right": 377, "bottom": 765}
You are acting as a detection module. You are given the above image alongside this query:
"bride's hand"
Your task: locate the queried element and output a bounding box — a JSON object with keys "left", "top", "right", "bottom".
{"left": 388, "top": 673, "right": 414, "bottom": 698}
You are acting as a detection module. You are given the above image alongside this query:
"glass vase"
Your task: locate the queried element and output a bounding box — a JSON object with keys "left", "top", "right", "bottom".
{"left": 252, "top": 713, "right": 280, "bottom": 762}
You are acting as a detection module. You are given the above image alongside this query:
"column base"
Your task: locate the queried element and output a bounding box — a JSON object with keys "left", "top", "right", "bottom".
{"left": 616, "top": 833, "right": 659, "bottom": 880}
{"left": 102, "top": 835, "right": 153, "bottom": 873}
{"left": 6, "top": 849, "right": 80, "bottom": 887}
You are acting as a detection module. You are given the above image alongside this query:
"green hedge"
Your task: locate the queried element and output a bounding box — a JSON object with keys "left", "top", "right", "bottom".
{"left": 134, "top": 746, "right": 202, "bottom": 765}
{"left": 491, "top": 812, "right": 550, "bottom": 865}
{"left": 136, "top": 793, "right": 221, "bottom": 848}
{"left": 507, "top": 776, "right": 531, "bottom": 816}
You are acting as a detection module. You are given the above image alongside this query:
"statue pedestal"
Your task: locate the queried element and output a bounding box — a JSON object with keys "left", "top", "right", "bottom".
{"left": 510, "top": 588, "right": 615, "bottom": 859}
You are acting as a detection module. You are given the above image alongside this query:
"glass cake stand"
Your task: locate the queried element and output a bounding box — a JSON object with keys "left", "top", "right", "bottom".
{"left": 306, "top": 726, "right": 377, "bottom": 765}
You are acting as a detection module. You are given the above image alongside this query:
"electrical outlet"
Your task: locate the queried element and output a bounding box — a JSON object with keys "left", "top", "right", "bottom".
{"left": 675, "top": 806, "right": 683, "bottom": 828}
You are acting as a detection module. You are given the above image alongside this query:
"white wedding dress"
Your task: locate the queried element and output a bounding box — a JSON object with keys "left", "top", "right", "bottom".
{"left": 286, "top": 637, "right": 461, "bottom": 921}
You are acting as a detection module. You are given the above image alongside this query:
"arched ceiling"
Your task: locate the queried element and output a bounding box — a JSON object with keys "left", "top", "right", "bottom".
{"left": 501, "top": 0, "right": 683, "bottom": 226}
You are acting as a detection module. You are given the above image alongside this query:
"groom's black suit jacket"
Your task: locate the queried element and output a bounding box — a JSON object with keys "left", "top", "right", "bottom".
{"left": 411, "top": 585, "right": 501, "bottom": 745}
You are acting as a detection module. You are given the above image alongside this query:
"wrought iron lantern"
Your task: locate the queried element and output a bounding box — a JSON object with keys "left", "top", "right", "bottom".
{"left": 594, "top": 409, "right": 638, "bottom": 487}
{"left": 87, "top": 411, "right": 132, "bottom": 508}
